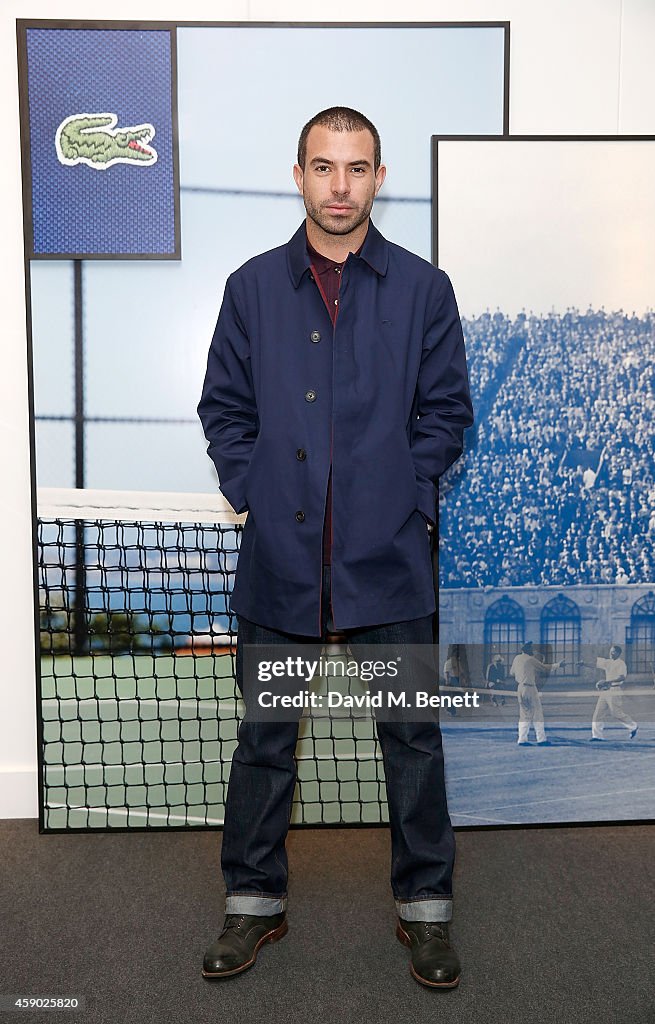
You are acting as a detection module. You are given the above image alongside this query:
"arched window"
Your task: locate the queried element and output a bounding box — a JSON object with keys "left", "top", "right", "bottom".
{"left": 541, "top": 594, "right": 581, "bottom": 675}
{"left": 484, "top": 596, "right": 525, "bottom": 677}
{"left": 626, "top": 592, "right": 655, "bottom": 675}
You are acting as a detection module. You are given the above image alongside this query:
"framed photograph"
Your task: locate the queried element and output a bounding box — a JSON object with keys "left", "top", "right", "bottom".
{"left": 19, "top": 19, "right": 509, "bottom": 831}
{"left": 18, "top": 22, "right": 180, "bottom": 259}
{"left": 435, "top": 135, "right": 655, "bottom": 824}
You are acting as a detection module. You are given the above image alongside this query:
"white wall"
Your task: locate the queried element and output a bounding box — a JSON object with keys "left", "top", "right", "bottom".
{"left": 1, "top": 0, "right": 653, "bottom": 818}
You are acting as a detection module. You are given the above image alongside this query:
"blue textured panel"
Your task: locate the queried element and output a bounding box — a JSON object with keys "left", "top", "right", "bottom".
{"left": 26, "top": 28, "right": 176, "bottom": 256}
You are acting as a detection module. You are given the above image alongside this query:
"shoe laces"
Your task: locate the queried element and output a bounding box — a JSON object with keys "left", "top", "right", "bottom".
{"left": 222, "top": 914, "right": 248, "bottom": 933}
{"left": 418, "top": 922, "right": 449, "bottom": 943}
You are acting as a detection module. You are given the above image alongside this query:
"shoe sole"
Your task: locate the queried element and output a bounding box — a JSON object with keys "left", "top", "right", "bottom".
{"left": 202, "top": 919, "right": 288, "bottom": 979}
{"left": 396, "top": 923, "right": 461, "bottom": 989}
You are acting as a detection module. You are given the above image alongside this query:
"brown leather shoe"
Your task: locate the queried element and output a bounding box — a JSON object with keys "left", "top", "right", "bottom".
{"left": 202, "top": 913, "right": 288, "bottom": 979}
{"left": 396, "top": 918, "right": 461, "bottom": 988}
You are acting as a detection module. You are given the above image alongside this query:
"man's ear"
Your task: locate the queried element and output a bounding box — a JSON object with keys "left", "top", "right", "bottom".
{"left": 292, "top": 163, "right": 304, "bottom": 194}
{"left": 374, "top": 164, "right": 387, "bottom": 197}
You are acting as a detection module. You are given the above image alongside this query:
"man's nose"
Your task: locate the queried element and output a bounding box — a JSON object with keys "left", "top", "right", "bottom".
{"left": 332, "top": 170, "right": 350, "bottom": 195}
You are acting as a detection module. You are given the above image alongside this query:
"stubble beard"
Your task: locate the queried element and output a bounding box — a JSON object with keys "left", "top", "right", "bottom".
{"left": 303, "top": 192, "right": 374, "bottom": 237}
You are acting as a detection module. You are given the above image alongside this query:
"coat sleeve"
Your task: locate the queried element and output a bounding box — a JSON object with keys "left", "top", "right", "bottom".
{"left": 197, "top": 275, "right": 258, "bottom": 515}
{"left": 410, "top": 271, "right": 474, "bottom": 526}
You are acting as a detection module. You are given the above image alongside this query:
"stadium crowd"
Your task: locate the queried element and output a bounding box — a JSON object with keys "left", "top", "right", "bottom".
{"left": 440, "top": 309, "right": 655, "bottom": 588}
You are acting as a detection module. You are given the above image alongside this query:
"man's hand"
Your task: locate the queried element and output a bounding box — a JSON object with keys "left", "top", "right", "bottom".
{"left": 596, "top": 679, "right": 611, "bottom": 691}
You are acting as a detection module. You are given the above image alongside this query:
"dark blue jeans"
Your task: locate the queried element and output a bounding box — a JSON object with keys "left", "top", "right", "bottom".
{"left": 221, "top": 565, "right": 455, "bottom": 922}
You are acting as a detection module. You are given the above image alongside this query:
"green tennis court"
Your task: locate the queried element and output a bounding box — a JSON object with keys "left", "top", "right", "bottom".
{"left": 40, "top": 649, "right": 387, "bottom": 830}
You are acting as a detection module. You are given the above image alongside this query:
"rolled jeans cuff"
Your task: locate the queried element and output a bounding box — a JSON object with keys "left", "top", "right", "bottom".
{"left": 225, "top": 894, "right": 287, "bottom": 915}
{"left": 395, "top": 897, "right": 453, "bottom": 922}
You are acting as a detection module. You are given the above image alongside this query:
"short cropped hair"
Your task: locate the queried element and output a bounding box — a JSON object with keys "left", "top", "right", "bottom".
{"left": 297, "top": 106, "right": 382, "bottom": 171}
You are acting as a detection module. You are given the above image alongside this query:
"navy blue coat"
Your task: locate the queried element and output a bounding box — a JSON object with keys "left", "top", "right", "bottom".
{"left": 198, "top": 220, "right": 473, "bottom": 636}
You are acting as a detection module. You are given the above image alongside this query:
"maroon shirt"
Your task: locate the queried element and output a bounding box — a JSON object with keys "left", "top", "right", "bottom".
{"left": 306, "top": 233, "right": 362, "bottom": 565}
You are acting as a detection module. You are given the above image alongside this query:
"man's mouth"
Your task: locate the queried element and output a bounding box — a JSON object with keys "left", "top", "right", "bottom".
{"left": 326, "top": 204, "right": 354, "bottom": 213}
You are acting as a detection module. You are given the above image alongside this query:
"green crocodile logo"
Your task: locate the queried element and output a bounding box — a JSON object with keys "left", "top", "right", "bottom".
{"left": 55, "top": 113, "right": 158, "bottom": 170}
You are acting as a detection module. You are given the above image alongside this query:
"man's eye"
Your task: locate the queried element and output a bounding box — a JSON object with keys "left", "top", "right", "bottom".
{"left": 352, "top": 167, "right": 365, "bottom": 174}
{"left": 315, "top": 165, "right": 329, "bottom": 172}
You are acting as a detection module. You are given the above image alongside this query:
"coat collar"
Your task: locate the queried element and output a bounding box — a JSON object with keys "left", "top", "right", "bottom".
{"left": 286, "top": 218, "right": 389, "bottom": 288}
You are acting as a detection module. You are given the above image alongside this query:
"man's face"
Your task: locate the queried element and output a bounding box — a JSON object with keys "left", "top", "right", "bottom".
{"left": 610, "top": 646, "right": 620, "bottom": 660}
{"left": 293, "top": 124, "right": 386, "bottom": 237}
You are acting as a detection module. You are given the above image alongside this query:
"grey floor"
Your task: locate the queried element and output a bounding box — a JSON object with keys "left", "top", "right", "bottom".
{"left": 1, "top": 820, "right": 653, "bottom": 1024}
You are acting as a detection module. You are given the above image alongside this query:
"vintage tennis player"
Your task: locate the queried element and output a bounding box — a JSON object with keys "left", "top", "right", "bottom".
{"left": 510, "top": 641, "right": 563, "bottom": 746}
{"left": 582, "top": 644, "right": 638, "bottom": 741}
{"left": 197, "top": 107, "right": 473, "bottom": 988}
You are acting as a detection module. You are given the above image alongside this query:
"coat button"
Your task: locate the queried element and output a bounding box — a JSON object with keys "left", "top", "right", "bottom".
{"left": 305, "top": 390, "right": 316, "bottom": 402}
{"left": 310, "top": 330, "right": 321, "bottom": 343}
{"left": 295, "top": 510, "right": 305, "bottom": 523}
{"left": 296, "top": 448, "right": 307, "bottom": 461}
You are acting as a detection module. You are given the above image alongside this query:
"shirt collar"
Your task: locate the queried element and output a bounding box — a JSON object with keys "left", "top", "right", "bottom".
{"left": 286, "top": 218, "right": 389, "bottom": 288}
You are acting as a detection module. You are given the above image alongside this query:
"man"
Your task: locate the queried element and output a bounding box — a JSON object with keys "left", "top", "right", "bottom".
{"left": 485, "top": 654, "right": 506, "bottom": 707}
{"left": 581, "top": 644, "right": 638, "bottom": 741}
{"left": 443, "top": 644, "right": 468, "bottom": 717}
{"left": 510, "top": 641, "right": 562, "bottom": 745}
{"left": 197, "top": 107, "right": 473, "bottom": 988}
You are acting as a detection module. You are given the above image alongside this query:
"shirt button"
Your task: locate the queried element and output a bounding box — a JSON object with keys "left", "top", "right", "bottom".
{"left": 335, "top": 267, "right": 341, "bottom": 274}
{"left": 310, "top": 330, "right": 321, "bottom": 343}
{"left": 296, "top": 448, "right": 307, "bottom": 461}
{"left": 305, "top": 390, "right": 316, "bottom": 402}
{"left": 334, "top": 299, "right": 338, "bottom": 306}
{"left": 295, "top": 510, "right": 305, "bottom": 523}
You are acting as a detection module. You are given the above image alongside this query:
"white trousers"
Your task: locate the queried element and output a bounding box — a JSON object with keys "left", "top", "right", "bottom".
{"left": 517, "top": 684, "right": 546, "bottom": 742}
{"left": 592, "top": 688, "right": 637, "bottom": 738}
